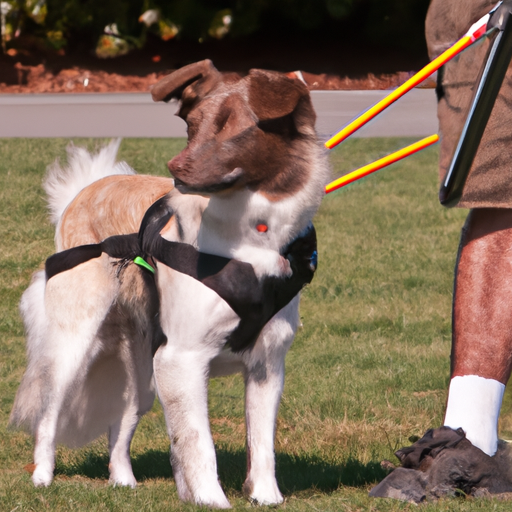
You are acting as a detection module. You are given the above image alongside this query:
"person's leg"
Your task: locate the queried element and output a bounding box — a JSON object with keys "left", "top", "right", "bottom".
{"left": 444, "top": 208, "right": 512, "bottom": 455}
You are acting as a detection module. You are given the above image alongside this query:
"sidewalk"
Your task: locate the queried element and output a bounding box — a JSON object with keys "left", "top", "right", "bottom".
{"left": 0, "top": 89, "right": 438, "bottom": 139}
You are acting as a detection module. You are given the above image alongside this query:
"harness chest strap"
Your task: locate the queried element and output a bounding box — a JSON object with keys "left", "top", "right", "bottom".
{"left": 144, "top": 225, "right": 317, "bottom": 351}
{"left": 138, "top": 196, "right": 318, "bottom": 351}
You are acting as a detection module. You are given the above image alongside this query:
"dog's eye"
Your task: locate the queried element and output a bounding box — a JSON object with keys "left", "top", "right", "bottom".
{"left": 186, "top": 111, "right": 203, "bottom": 140}
{"left": 187, "top": 123, "right": 198, "bottom": 140}
{"left": 214, "top": 107, "right": 231, "bottom": 134}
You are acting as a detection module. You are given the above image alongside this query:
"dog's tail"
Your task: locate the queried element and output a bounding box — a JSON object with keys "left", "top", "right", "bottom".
{"left": 9, "top": 270, "right": 48, "bottom": 433}
{"left": 44, "top": 138, "right": 136, "bottom": 225}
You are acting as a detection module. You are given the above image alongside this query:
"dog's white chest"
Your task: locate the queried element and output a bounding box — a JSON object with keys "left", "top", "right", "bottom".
{"left": 156, "top": 265, "right": 240, "bottom": 351}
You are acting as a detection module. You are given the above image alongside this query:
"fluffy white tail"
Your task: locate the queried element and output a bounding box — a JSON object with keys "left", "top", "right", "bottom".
{"left": 10, "top": 270, "right": 48, "bottom": 433}
{"left": 44, "top": 139, "right": 136, "bottom": 225}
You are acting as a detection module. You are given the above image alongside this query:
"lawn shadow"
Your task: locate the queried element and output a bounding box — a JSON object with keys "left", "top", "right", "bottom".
{"left": 54, "top": 449, "right": 173, "bottom": 481}
{"left": 55, "top": 447, "right": 385, "bottom": 493}
{"left": 54, "top": 451, "right": 110, "bottom": 480}
{"left": 277, "top": 452, "right": 386, "bottom": 493}
{"left": 218, "top": 448, "right": 387, "bottom": 493}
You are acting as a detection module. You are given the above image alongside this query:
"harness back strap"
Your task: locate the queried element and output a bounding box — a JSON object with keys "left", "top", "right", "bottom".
{"left": 45, "top": 234, "right": 140, "bottom": 281}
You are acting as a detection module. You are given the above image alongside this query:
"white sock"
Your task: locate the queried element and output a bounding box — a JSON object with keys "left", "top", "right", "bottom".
{"left": 444, "top": 375, "right": 505, "bottom": 456}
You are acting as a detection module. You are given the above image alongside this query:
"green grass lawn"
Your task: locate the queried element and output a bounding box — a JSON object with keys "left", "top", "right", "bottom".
{"left": 1, "top": 137, "right": 510, "bottom": 511}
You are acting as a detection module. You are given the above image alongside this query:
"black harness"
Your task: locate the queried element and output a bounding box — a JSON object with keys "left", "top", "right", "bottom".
{"left": 45, "top": 196, "right": 317, "bottom": 352}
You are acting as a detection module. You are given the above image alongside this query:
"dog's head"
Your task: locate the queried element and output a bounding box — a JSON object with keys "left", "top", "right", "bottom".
{"left": 151, "top": 60, "right": 318, "bottom": 199}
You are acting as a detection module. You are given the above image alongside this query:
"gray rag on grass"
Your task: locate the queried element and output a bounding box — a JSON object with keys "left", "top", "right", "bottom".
{"left": 370, "top": 426, "right": 512, "bottom": 503}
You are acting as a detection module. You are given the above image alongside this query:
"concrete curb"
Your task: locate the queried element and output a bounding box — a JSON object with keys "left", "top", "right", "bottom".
{"left": 0, "top": 89, "right": 438, "bottom": 138}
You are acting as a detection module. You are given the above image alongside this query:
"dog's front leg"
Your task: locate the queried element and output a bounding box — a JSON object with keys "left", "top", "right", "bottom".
{"left": 242, "top": 296, "right": 300, "bottom": 505}
{"left": 154, "top": 268, "right": 236, "bottom": 509}
{"left": 156, "top": 351, "right": 230, "bottom": 507}
{"left": 154, "top": 346, "right": 232, "bottom": 508}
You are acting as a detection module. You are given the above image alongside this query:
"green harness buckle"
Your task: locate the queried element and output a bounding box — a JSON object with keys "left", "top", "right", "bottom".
{"left": 134, "top": 256, "right": 155, "bottom": 274}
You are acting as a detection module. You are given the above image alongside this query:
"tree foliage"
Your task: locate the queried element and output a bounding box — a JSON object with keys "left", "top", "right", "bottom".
{"left": 1, "top": 0, "right": 430, "bottom": 58}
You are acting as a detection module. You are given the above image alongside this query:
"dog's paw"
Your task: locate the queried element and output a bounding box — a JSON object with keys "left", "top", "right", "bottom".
{"left": 32, "top": 465, "right": 54, "bottom": 487}
{"left": 252, "top": 252, "right": 292, "bottom": 279}
{"left": 243, "top": 478, "right": 284, "bottom": 506}
{"left": 109, "top": 466, "right": 137, "bottom": 489}
{"left": 109, "top": 476, "right": 137, "bottom": 489}
{"left": 186, "top": 482, "right": 231, "bottom": 509}
{"left": 196, "top": 496, "right": 232, "bottom": 509}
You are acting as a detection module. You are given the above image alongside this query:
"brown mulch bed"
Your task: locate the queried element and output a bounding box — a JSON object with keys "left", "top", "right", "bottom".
{"left": 0, "top": 63, "right": 435, "bottom": 94}
{"left": 0, "top": 32, "right": 434, "bottom": 93}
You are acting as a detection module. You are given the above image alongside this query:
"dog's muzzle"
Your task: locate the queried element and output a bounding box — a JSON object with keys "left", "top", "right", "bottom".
{"left": 174, "top": 168, "right": 244, "bottom": 194}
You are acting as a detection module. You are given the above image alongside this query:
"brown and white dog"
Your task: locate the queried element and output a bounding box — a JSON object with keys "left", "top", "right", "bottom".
{"left": 10, "top": 60, "right": 330, "bottom": 508}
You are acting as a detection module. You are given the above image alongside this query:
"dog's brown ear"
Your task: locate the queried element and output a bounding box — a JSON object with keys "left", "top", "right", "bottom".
{"left": 247, "top": 69, "right": 310, "bottom": 121}
{"left": 151, "top": 59, "right": 221, "bottom": 103}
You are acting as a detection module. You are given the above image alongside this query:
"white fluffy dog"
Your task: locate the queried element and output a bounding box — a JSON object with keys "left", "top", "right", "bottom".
{"left": 10, "top": 60, "right": 330, "bottom": 508}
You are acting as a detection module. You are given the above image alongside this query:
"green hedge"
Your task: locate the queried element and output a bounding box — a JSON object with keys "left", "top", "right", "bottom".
{"left": 1, "top": 0, "right": 430, "bottom": 58}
